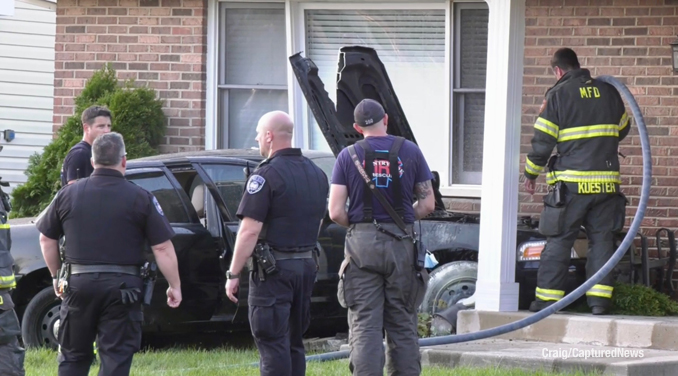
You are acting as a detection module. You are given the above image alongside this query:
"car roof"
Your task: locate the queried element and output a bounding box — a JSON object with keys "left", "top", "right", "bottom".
{"left": 126, "top": 148, "right": 335, "bottom": 168}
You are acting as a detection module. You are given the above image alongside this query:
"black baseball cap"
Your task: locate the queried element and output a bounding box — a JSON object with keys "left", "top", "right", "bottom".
{"left": 353, "top": 98, "right": 385, "bottom": 127}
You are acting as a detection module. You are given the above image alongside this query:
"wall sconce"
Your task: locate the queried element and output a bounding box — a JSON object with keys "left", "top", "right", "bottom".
{"left": 671, "top": 36, "right": 678, "bottom": 73}
{"left": 1, "top": 130, "right": 14, "bottom": 142}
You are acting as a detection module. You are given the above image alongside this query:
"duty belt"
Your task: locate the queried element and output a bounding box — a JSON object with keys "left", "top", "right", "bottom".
{"left": 70, "top": 264, "right": 141, "bottom": 276}
{"left": 271, "top": 250, "right": 313, "bottom": 260}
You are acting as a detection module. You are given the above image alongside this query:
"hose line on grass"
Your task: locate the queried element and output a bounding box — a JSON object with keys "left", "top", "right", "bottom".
{"left": 303, "top": 75, "right": 652, "bottom": 362}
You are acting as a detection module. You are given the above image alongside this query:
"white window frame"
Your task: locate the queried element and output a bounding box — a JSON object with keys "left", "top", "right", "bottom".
{"left": 206, "top": 0, "right": 488, "bottom": 198}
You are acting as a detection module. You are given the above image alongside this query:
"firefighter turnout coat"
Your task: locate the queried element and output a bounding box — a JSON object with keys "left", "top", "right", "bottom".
{"left": 524, "top": 68, "right": 629, "bottom": 192}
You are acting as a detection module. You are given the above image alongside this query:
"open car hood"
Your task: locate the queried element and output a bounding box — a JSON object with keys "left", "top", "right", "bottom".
{"left": 289, "top": 46, "right": 417, "bottom": 157}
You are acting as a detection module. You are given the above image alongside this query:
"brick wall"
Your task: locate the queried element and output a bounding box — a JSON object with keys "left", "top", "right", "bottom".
{"left": 519, "top": 0, "right": 678, "bottom": 238}
{"left": 54, "top": 0, "right": 207, "bottom": 153}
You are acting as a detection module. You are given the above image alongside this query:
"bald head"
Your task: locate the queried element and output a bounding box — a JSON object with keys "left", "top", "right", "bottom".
{"left": 255, "top": 111, "right": 294, "bottom": 157}
{"left": 258, "top": 111, "right": 294, "bottom": 139}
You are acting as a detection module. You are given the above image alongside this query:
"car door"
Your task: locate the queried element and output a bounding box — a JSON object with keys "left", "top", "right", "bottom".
{"left": 125, "top": 167, "right": 222, "bottom": 325}
{"left": 190, "top": 158, "right": 256, "bottom": 323}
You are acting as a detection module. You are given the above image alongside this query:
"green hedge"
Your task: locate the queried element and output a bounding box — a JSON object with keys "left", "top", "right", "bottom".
{"left": 10, "top": 65, "right": 167, "bottom": 218}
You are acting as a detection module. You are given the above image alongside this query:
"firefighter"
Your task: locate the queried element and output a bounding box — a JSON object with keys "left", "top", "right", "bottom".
{"left": 523, "top": 48, "right": 630, "bottom": 315}
{"left": 0, "top": 181, "right": 25, "bottom": 375}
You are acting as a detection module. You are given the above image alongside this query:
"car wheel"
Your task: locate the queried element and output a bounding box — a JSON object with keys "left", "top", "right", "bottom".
{"left": 21, "top": 286, "right": 61, "bottom": 350}
{"left": 419, "top": 260, "right": 477, "bottom": 315}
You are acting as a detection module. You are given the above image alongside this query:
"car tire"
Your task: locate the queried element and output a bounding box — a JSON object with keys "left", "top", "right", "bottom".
{"left": 419, "top": 260, "right": 477, "bottom": 316}
{"left": 21, "top": 286, "right": 61, "bottom": 350}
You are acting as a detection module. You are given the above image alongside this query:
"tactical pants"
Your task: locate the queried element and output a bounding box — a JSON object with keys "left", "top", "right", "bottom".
{"left": 536, "top": 189, "right": 627, "bottom": 308}
{"left": 337, "top": 223, "right": 429, "bottom": 376}
{"left": 248, "top": 258, "right": 317, "bottom": 376}
{"left": 58, "top": 273, "right": 143, "bottom": 376}
{"left": 0, "top": 291, "right": 25, "bottom": 376}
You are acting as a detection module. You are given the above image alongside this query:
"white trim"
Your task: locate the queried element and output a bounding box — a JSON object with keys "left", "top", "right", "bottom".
{"left": 440, "top": 185, "right": 482, "bottom": 198}
{"left": 441, "top": 0, "right": 452, "bottom": 192}
{"left": 298, "top": 2, "right": 446, "bottom": 10}
{"left": 205, "top": 0, "right": 219, "bottom": 150}
{"left": 18, "top": 0, "right": 56, "bottom": 10}
{"left": 474, "top": 0, "right": 525, "bottom": 312}
{"left": 288, "top": 0, "right": 307, "bottom": 149}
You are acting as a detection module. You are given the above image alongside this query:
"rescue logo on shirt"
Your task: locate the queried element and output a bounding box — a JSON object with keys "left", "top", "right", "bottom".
{"left": 362, "top": 155, "right": 404, "bottom": 188}
{"left": 152, "top": 196, "right": 164, "bottom": 216}
{"left": 247, "top": 174, "right": 266, "bottom": 194}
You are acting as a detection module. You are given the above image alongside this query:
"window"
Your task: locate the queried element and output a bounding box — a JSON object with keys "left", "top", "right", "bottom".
{"left": 217, "top": 2, "right": 288, "bottom": 149}
{"left": 208, "top": 1, "right": 492, "bottom": 195}
{"left": 303, "top": 7, "right": 447, "bottom": 167}
{"left": 200, "top": 164, "right": 248, "bottom": 219}
{"left": 451, "top": 2, "right": 489, "bottom": 185}
{"left": 127, "top": 171, "right": 190, "bottom": 224}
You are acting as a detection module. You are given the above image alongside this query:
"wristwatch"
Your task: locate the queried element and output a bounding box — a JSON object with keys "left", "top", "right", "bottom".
{"left": 226, "top": 270, "right": 240, "bottom": 280}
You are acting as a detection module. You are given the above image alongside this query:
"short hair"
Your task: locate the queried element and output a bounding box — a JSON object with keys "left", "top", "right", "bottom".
{"left": 550, "top": 48, "right": 581, "bottom": 71}
{"left": 81, "top": 105, "right": 112, "bottom": 126}
{"left": 92, "top": 132, "right": 126, "bottom": 167}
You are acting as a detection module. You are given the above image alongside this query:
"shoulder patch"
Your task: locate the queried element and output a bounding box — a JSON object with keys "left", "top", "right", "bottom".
{"left": 247, "top": 174, "right": 266, "bottom": 194}
{"left": 152, "top": 196, "right": 164, "bottom": 216}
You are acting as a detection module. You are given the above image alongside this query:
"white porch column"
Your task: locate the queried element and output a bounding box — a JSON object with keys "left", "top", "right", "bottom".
{"left": 474, "top": 0, "right": 526, "bottom": 312}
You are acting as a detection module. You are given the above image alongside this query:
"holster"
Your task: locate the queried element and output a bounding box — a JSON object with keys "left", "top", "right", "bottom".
{"left": 140, "top": 262, "right": 158, "bottom": 306}
{"left": 56, "top": 263, "right": 71, "bottom": 296}
{"left": 414, "top": 235, "right": 426, "bottom": 272}
{"left": 252, "top": 243, "right": 277, "bottom": 281}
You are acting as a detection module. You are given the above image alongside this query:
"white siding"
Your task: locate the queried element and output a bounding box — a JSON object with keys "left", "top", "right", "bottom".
{"left": 0, "top": 0, "right": 56, "bottom": 195}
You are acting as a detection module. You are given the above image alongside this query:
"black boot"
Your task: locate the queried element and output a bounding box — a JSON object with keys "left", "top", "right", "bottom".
{"left": 591, "top": 306, "right": 608, "bottom": 315}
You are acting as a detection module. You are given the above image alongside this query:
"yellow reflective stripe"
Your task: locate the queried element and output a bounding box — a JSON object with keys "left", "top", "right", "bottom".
{"left": 619, "top": 113, "right": 629, "bottom": 131}
{"left": 558, "top": 124, "right": 619, "bottom": 142}
{"left": 0, "top": 224, "right": 9, "bottom": 229}
{"left": 546, "top": 170, "right": 621, "bottom": 185}
{"left": 534, "top": 117, "right": 559, "bottom": 138}
{"left": 586, "top": 284, "right": 613, "bottom": 298}
{"left": 0, "top": 295, "right": 2, "bottom": 305}
{"left": 0, "top": 281, "right": 16, "bottom": 288}
{"left": 525, "top": 157, "right": 545, "bottom": 176}
{"left": 593, "top": 284, "right": 613, "bottom": 291}
{"left": 535, "top": 287, "right": 564, "bottom": 301}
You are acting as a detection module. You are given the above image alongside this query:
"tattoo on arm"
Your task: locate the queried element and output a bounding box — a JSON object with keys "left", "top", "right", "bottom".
{"left": 414, "top": 181, "right": 432, "bottom": 200}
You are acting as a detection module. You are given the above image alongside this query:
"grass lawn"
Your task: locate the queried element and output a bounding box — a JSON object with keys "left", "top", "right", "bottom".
{"left": 25, "top": 347, "right": 601, "bottom": 376}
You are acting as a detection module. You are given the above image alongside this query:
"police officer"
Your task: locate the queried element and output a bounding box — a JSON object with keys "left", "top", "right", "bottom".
{"left": 225, "top": 111, "right": 328, "bottom": 376}
{"left": 328, "top": 99, "right": 435, "bottom": 376}
{"left": 524, "top": 48, "right": 630, "bottom": 315}
{"left": 36, "top": 132, "right": 182, "bottom": 376}
{"left": 61, "top": 105, "right": 112, "bottom": 186}
{"left": 0, "top": 182, "right": 25, "bottom": 376}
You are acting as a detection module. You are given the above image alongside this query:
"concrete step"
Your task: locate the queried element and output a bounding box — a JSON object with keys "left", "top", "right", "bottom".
{"left": 421, "top": 339, "right": 678, "bottom": 376}
{"left": 457, "top": 310, "right": 678, "bottom": 351}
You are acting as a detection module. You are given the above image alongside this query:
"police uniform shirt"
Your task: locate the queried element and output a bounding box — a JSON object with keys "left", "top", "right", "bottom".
{"left": 236, "top": 148, "right": 329, "bottom": 249}
{"left": 236, "top": 154, "right": 282, "bottom": 223}
{"left": 36, "top": 168, "right": 175, "bottom": 265}
{"left": 61, "top": 141, "right": 95, "bottom": 186}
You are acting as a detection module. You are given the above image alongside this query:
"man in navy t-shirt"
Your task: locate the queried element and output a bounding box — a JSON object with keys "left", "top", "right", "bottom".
{"left": 60, "top": 106, "right": 112, "bottom": 186}
{"left": 328, "top": 98, "right": 435, "bottom": 376}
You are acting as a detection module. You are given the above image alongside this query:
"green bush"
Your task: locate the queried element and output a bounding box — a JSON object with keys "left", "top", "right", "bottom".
{"left": 418, "top": 313, "right": 432, "bottom": 338}
{"left": 10, "top": 64, "right": 167, "bottom": 218}
{"left": 564, "top": 281, "right": 678, "bottom": 316}
{"left": 610, "top": 281, "right": 678, "bottom": 316}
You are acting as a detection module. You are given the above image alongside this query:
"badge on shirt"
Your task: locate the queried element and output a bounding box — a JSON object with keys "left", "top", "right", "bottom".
{"left": 247, "top": 174, "right": 266, "bottom": 194}
{"left": 152, "top": 196, "right": 164, "bottom": 216}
